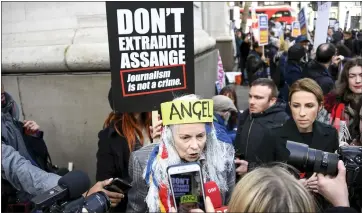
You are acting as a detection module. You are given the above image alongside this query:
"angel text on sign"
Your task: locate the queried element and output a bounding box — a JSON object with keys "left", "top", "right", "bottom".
{"left": 170, "top": 101, "right": 213, "bottom": 121}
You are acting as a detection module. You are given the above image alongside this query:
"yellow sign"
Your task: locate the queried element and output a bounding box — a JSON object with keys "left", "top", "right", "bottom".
{"left": 259, "top": 29, "right": 268, "bottom": 45}
{"left": 291, "top": 21, "right": 301, "bottom": 37}
{"left": 292, "top": 28, "right": 301, "bottom": 37}
{"left": 300, "top": 27, "right": 307, "bottom": 36}
{"left": 180, "top": 195, "right": 198, "bottom": 204}
{"left": 161, "top": 99, "right": 213, "bottom": 126}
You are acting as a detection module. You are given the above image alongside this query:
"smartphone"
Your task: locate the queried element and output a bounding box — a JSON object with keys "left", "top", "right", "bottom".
{"left": 167, "top": 163, "right": 206, "bottom": 212}
{"left": 104, "top": 178, "right": 132, "bottom": 193}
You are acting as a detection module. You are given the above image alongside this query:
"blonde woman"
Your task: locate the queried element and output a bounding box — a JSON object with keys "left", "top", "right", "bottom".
{"left": 192, "top": 161, "right": 354, "bottom": 213}
{"left": 228, "top": 161, "right": 352, "bottom": 212}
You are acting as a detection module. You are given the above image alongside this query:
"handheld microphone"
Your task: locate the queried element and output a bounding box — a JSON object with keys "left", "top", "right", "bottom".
{"left": 31, "top": 170, "right": 90, "bottom": 210}
{"left": 204, "top": 181, "right": 228, "bottom": 213}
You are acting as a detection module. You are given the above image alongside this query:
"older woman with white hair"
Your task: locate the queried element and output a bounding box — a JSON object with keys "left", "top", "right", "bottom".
{"left": 126, "top": 94, "right": 235, "bottom": 212}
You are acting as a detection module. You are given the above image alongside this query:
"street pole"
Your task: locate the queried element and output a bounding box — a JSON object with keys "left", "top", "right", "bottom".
{"left": 241, "top": 2, "right": 252, "bottom": 34}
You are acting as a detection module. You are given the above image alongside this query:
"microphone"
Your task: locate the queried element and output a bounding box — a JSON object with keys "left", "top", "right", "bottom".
{"left": 31, "top": 170, "right": 90, "bottom": 210}
{"left": 204, "top": 181, "right": 228, "bottom": 213}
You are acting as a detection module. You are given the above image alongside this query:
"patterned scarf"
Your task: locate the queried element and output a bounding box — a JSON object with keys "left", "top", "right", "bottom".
{"left": 143, "top": 124, "right": 234, "bottom": 212}
{"left": 320, "top": 93, "right": 355, "bottom": 144}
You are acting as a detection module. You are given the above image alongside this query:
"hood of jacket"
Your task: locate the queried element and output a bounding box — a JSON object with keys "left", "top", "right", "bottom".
{"left": 2, "top": 92, "right": 20, "bottom": 121}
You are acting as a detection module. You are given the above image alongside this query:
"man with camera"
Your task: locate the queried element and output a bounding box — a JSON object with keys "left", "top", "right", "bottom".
{"left": 1, "top": 143, "right": 124, "bottom": 211}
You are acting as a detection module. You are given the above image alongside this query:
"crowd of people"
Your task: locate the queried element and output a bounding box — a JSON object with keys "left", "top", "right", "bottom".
{"left": 2, "top": 25, "right": 362, "bottom": 213}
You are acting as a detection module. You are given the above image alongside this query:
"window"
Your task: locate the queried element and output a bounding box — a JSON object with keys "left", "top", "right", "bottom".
{"left": 282, "top": 11, "right": 291, "bottom": 16}
{"left": 272, "top": 12, "right": 283, "bottom": 18}
{"left": 271, "top": 11, "right": 291, "bottom": 18}
{"left": 355, "top": 2, "right": 361, "bottom": 6}
{"left": 258, "top": 1, "right": 290, "bottom": 6}
{"left": 256, "top": 11, "right": 266, "bottom": 15}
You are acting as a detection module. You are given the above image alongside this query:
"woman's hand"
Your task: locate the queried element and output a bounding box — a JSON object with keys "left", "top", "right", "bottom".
{"left": 317, "top": 160, "right": 349, "bottom": 207}
{"left": 23, "top": 120, "right": 40, "bottom": 133}
{"left": 305, "top": 173, "right": 318, "bottom": 193}
{"left": 190, "top": 197, "right": 215, "bottom": 213}
{"left": 234, "top": 159, "right": 248, "bottom": 176}
{"left": 85, "top": 178, "right": 125, "bottom": 208}
{"left": 103, "top": 188, "right": 125, "bottom": 207}
{"left": 150, "top": 118, "right": 163, "bottom": 140}
{"left": 169, "top": 197, "right": 215, "bottom": 213}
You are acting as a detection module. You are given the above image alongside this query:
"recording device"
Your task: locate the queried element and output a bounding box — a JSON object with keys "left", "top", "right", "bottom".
{"left": 104, "top": 178, "right": 132, "bottom": 193}
{"left": 204, "top": 181, "right": 228, "bottom": 213}
{"left": 31, "top": 170, "right": 91, "bottom": 210}
{"left": 167, "top": 163, "right": 206, "bottom": 212}
{"left": 286, "top": 141, "right": 362, "bottom": 188}
{"left": 48, "top": 191, "right": 111, "bottom": 213}
{"left": 31, "top": 170, "right": 110, "bottom": 213}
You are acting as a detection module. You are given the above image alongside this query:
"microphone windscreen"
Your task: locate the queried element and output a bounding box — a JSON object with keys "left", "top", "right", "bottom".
{"left": 58, "top": 170, "right": 90, "bottom": 199}
{"left": 204, "top": 181, "right": 222, "bottom": 208}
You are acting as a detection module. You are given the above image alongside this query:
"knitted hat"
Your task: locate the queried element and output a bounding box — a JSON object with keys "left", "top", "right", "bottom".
{"left": 212, "top": 95, "right": 237, "bottom": 112}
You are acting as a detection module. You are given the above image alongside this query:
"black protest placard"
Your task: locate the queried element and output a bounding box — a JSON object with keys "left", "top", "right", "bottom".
{"left": 106, "top": 2, "right": 194, "bottom": 112}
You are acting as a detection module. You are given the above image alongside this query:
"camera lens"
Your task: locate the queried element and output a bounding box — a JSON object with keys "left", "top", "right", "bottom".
{"left": 286, "top": 141, "right": 338, "bottom": 175}
{"left": 83, "top": 191, "right": 111, "bottom": 213}
{"left": 313, "top": 150, "right": 338, "bottom": 175}
{"left": 286, "top": 141, "right": 310, "bottom": 170}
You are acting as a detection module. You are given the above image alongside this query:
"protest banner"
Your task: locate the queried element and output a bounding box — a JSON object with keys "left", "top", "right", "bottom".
{"left": 216, "top": 50, "right": 226, "bottom": 94}
{"left": 298, "top": 7, "right": 308, "bottom": 36}
{"left": 257, "top": 14, "right": 268, "bottom": 46}
{"left": 106, "top": 2, "right": 194, "bottom": 112}
{"left": 314, "top": 2, "right": 331, "bottom": 49}
{"left": 161, "top": 99, "right": 213, "bottom": 126}
{"left": 291, "top": 21, "right": 301, "bottom": 37}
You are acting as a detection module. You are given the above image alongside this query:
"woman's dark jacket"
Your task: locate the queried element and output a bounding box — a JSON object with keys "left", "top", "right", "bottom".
{"left": 96, "top": 122, "right": 143, "bottom": 212}
{"left": 271, "top": 119, "right": 339, "bottom": 160}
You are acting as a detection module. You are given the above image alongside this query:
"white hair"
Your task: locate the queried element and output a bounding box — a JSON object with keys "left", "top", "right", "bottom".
{"left": 143, "top": 94, "right": 235, "bottom": 212}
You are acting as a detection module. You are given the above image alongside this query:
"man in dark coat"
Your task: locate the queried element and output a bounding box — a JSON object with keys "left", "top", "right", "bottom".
{"left": 245, "top": 41, "right": 268, "bottom": 85}
{"left": 239, "top": 33, "right": 251, "bottom": 85}
{"left": 302, "top": 43, "right": 336, "bottom": 95}
{"left": 233, "top": 78, "right": 289, "bottom": 177}
{"left": 343, "top": 30, "right": 360, "bottom": 56}
{"left": 285, "top": 44, "right": 307, "bottom": 87}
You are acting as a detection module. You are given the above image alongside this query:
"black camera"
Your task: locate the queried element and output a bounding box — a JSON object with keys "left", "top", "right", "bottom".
{"left": 46, "top": 192, "right": 110, "bottom": 213}
{"left": 286, "top": 141, "right": 362, "bottom": 189}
